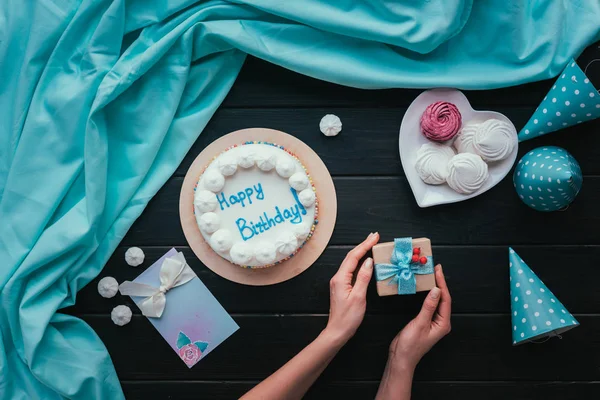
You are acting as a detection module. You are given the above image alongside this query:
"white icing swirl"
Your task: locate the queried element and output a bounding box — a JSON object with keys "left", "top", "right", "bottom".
{"left": 276, "top": 157, "right": 296, "bottom": 178}
{"left": 293, "top": 221, "right": 312, "bottom": 240}
{"left": 209, "top": 229, "right": 233, "bottom": 252}
{"left": 255, "top": 241, "right": 277, "bottom": 264}
{"left": 473, "top": 118, "right": 517, "bottom": 162}
{"left": 446, "top": 153, "right": 489, "bottom": 194}
{"left": 194, "top": 189, "right": 218, "bottom": 213}
{"left": 414, "top": 143, "right": 455, "bottom": 185}
{"left": 454, "top": 121, "right": 479, "bottom": 154}
{"left": 275, "top": 231, "right": 298, "bottom": 255}
{"left": 198, "top": 212, "right": 220, "bottom": 233}
{"left": 298, "top": 188, "right": 316, "bottom": 207}
{"left": 230, "top": 242, "right": 254, "bottom": 265}
{"left": 255, "top": 151, "right": 277, "bottom": 171}
{"left": 237, "top": 147, "right": 255, "bottom": 168}
{"left": 203, "top": 169, "right": 225, "bottom": 192}
{"left": 217, "top": 153, "right": 238, "bottom": 176}
{"left": 289, "top": 172, "right": 309, "bottom": 191}
{"left": 319, "top": 114, "right": 342, "bottom": 137}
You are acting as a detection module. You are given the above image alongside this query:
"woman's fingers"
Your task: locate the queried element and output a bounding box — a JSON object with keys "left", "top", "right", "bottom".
{"left": 350, "top": 257, "right": 374, "bottom": 298}
{"left": 338, "top": 232, "right": 379, "bottom": 276}
{"left": 433, "top": 265, "right": 451, "bottom": 321}
{"left": 416, "top": 287, "right": 441, "bottom": 324}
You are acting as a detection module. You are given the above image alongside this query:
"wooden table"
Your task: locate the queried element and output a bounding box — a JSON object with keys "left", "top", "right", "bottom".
{"left": 68, "top": 57, "right": 600, "bottom": 399}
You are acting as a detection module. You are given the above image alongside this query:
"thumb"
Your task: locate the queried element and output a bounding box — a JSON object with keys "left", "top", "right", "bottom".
{"left": 416, "top": 287, "right": 441, "bottom": 324}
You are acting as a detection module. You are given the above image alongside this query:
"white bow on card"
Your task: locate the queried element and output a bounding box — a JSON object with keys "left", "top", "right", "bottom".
{"left": 119, "top": 252, "right": 195, "bottom": 318}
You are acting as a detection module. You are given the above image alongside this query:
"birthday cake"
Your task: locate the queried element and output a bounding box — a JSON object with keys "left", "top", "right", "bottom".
{"left": 193, "top": 142, "right": 318, "bottom": 268}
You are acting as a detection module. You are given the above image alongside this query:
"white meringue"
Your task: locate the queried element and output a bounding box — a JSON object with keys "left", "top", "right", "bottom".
{"left": 194, "top": 189, "right": 218, "bottom": 213}
{"left": 275, "top": 157, "right": 296, "bottom": 178}
{"left": 203, "top": 169, "right": 225, "bottom": 192}
{"left": 237, "top": 147, "right": 255, "bottom": 168}
{"left": 275, "top": 231, "right": 298, "bottom": 255}
{"left": 255, "top": 151, "right": 277, "bottom": 171}
{"left": 255, "top": 241, "right": 277, "bottom": 264}
{"left": 454, "top": 121, "right": 479, "bottom": 154}
{"left": 298, "top": 188, "right": 316, "bottom": 207}
{"left": 293, "top": 222, "right": 312, "bottom": 240}
{"left": 98, "top": 277, "right": 119, "bottom": 298}
{"left": 414, "top": 143, "right": 455, "bottom": 185}
{"left": 289, "top": 172, "right": 309, "bottom": 191}
{"left": 319, "top": 114, "right": 342, "bottom": 137}
{"left": 446, "top": 153, "right": 489, "bottom": 194}
{"left": 217, "top": 153, "right": 238, "bottom": 176}
{"left": 198, "top": 212, "right": 220, "bottom": 233}
{"left": 111, "top": 305, "right": 132, "bottom": 326}
{"left": 472, "top": 118, "right": 517, "bottom": 162}
{"left": 230, "top": 242, "right": 254, "bottom": 265}
{"left": 210, "top": 229, "right": 233, "bottom": 252}
{"left": 125, "top": 247, "right": 145, "bottom": 267}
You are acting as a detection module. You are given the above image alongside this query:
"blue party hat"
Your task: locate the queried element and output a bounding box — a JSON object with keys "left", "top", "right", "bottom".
{"left": 509, "top": 248, "right": 578, "bottom": 345}
{"left": 513, "top": 146, "right": 582, "bottom": 212}
{"left": 518, "top": 59, "right": 600, "bottom": 142}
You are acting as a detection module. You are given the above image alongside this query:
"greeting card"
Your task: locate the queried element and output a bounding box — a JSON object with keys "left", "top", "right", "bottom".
{"left": 119, "top": 249, "right": 239, "bottom": 367}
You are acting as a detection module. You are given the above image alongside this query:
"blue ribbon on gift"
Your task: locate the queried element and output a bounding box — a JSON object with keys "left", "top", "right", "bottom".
{"left": 375, "top": 238, "right": 434, "bottom": 295}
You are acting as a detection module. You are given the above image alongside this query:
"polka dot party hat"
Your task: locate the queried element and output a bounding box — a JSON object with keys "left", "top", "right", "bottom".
{"left": 513, "top": 146, "right": 582, "bottom": 211}
{"left": 518, "top": 58, "right": 600, "bottom": 142}
{"left": 509, "top": 248, "right": 579, "bottom": 346}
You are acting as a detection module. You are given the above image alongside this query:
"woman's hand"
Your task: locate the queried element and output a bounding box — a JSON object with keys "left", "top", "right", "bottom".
{"left": 388, "top": 265, "right": 452, "bottom": 371}
{"left": 324, "top": 232, "right": 380, "bottom": 345}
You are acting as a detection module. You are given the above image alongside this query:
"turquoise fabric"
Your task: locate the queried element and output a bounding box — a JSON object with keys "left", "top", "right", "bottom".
{"left": 374, "top": 238, "right": 433, "bottom": 295}
{"left": 519, "top": 59, "right": 600, "bottom": 142}
{"left": 513, "top": 146, "right": 582, "bottom": 211}
{"left": 1, "top": 0, "right": 600, "bottom": 398}
{"left": 509, "top": 248, "right": 579, "bottom": 345}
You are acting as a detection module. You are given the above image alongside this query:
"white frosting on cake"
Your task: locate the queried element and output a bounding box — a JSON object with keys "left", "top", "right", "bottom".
{"left": 217, "top": 153, "right": 238, "bottom": 176}
{"left": 195, "top": 143, "right": 317, "bottom": 268}
{"left": 454, "top": 121, "right": 478, "bottom": 154}
{"left": 446, "top": 153, "right": 489, "bottom": 194}
{"left": 238, "top": 147, "right": 255, "bottom": 169}
{"left": 203, "top": 170, "right": 225, "bottom": 192}
{"left": 255, "top": 150, "right": 277, "bottom": 171}
{"left": 194, "top": 189, "right": 218, "bottom": 213}
{"left": 414, "top": 143, "right": 455, "bottom": 185}
{"left": 289, "top": 172, "right": 309, "bottom": 191}
{"left": 472, "top": 118, "right": 517, "bottom": 162}
{"left": 198, "top": 212, "right": 220, "bottom": 233}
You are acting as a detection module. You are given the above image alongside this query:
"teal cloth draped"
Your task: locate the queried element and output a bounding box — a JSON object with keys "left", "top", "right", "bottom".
{"left": 1, "top": 1, "right": 599, "bottom": 398}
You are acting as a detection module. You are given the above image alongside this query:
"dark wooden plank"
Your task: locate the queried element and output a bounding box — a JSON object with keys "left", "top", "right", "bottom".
{"left": 222, "top": 57, "right": 558, "bottom": 108}
{"left": 121, "top": 380, "right": 600, "bottom": 400}
{"left": 71, "top": 245, "right": 598, "bottom": 315}
{"left": 177, "top": 108, "right": 600, "bottom": 177}
{"left": 85, "top": 315, "right": 598, "bottom": 381}
{"left": 120, "top": 176, "right": 600, "bottom": 246}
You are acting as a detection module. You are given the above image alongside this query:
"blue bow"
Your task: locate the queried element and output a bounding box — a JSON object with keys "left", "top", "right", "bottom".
{"left": 375, "top": 238, "right": 434, "bottom": 295}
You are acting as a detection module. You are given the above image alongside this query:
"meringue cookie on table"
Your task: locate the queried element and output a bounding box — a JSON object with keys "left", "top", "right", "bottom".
{"left": 472, "top": 118, "right": 517, "bottom": 162}
{"left": 414, "top": 143, "right": 456, "bottom": 185}
{"left": 125, "top": 247, "right": 145, "bottom": 267}
{"left": 98, "top": 277, "right": 119, "bottom": 298}
{"left": 319, "top": 114, "right": 342, "bottom": 137}
{"left": 111, "top": 305, "right": 132, "bottom": 326}
{"left": 446, "top": 153, "right": 489, "bottom": 194}
{"left": 453, "top": 121, "right": 479, "bottom": 154}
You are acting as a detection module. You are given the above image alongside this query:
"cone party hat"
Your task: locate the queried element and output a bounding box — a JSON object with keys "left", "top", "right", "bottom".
{"left": 509, "top": 248, "right": 578, "bottom": 345}
{"left": 518, "top": 58, "right": 600, "bottom": 142}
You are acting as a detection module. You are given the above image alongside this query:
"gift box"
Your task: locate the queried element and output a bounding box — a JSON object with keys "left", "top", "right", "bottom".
{"left": 373, "top": 237, "right": 436, "bottom": 296}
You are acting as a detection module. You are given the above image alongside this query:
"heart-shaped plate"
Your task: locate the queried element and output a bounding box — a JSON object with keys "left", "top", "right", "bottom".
{"left": 400, "top": 89, "right": 518, "bottom": 208}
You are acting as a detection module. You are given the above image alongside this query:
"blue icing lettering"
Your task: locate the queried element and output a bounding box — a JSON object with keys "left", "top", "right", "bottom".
{"left": 236, "top": 218, "right": 254, "bottom": 241}
{"left": 217, "top": 192, "right": 229, "bottom": 211}
{"left": 233, "top": 204, "right": 304, "bottom": 240}
{"left": 255, "top": 183, "right": 264, "bottom": 200}
{"left": 290, "top": 187, "right": 307, "bottom": 215}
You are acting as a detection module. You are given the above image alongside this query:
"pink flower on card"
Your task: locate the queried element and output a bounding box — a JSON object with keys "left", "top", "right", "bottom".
{"left": 179, "top": 343, "right": 202, "bottom": 366}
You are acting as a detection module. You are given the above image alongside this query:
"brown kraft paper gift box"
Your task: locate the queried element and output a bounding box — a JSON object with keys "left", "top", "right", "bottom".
{"left": 372, "top": 237, "right": 436, "bottom": 296}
